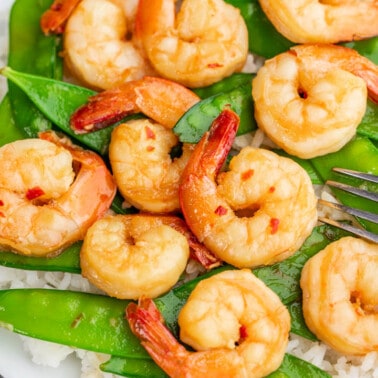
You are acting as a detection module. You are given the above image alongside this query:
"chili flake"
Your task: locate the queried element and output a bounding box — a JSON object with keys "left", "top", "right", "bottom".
{"left": 270, "top": 218, "right": 280, "bottom": 234}
{"left": 241, "top": 169, "right": 254, "bottom": 181}
{"left": 26, "top": 186, "right": 45, "bottom": 200}
{"left": 145, "top": 125, "right": 156, "bottom": 140}
{"left": 215, "top": 205, "right": 228, "bottom": 216}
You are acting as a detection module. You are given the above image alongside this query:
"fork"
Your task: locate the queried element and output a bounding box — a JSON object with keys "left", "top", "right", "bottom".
{"left": 318, "top": 167, "right": 378, "bottom": 243}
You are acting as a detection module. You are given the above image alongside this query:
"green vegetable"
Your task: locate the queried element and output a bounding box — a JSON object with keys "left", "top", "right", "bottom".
{"left": 0, "top": 94, "right": 26, "bottom": 145}
{"left": 226, "top": 0, "right": 293, "bottom": 58}
{"left": 311, "top": 136, "right": 378, "bottom": 234}
{"left": 7, "top": 0, "right": 62, "bottom": 137}
{"left": 0, "top": 243, "right": 81, "bottom": 273}
{"left": 357, "top": 99, "right": 378, "bottom": 141}
{"left": 267, "top": 354, "right": 331, "bottom": 378}
{"left": 345, "top": 37, "right": 378, "bottom": 65}
{"left": 174, "top": 74, "right": 256, "bottom": 143}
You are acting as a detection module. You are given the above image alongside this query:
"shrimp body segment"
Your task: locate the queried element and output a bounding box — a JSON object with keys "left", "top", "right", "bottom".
{"left": 127, "top": 270, "right": 291, "bottom": 378}
{"left": 300, "top": 236, "right": 378, "bottom": 356}
{"left": 258, "top": 0, "right": 378, "bottom": 44}
{"left": 80, "top": 214, "right": 190, "bottom": 299}
{"left": 179, "top": 109, "right": 318, "bottom": 268}
{"left": 252, "top": 44, "right": 378, "bottom": 159}
{"left": 63, "top": 0, "right": 154, "bottom": 90}
{"left": 0, "top": 134, "right": 116, "bottom": 256}
{"left": 135, "top": 0, "right": 249, "bottom": 87}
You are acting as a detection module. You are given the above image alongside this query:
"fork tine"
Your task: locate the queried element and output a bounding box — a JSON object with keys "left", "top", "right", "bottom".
{"left": 318, "top": 216, "right": 378, "bottom": 244}
{"left": 332, "top": 167, "right": 378, "bottom": 183}
{"left": 326, "top": 180, "right": 378, "bottom": 202}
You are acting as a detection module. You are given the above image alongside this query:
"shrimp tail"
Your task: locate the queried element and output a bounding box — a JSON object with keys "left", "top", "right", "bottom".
{"left": 126, "top": 298, "right": 188, "bottom": 376}
{"left": 40, "top": 0, "right": 82, "bottom": 35}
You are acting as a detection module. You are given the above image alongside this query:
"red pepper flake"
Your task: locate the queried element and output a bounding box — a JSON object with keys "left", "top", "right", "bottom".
{"left": 0, "top": 200, "right": 3, "bottom": 206}
{"left": 146, "top": 145, "right": 155, "bottom": 152}
{"left": 207, "top": 63, "right": 223, "bottom": 68}
{"left": 270, "top": 218, "right": 280, "bottom": 234}
{"left": 241, "top": 169, "right": 254, "bottom": 181}
{"left": 268, "top": 186, "right": 275, "bottom": 193}
{"left": 239, "top": 325, "right": 248, "bottom": 342}
{"left": 26, "top": 186, "right": 45, "bottom": 200}
{"left": 215, "top": 205, "right": 228, "bottom": 216}
{"left": 0, "top": 212, "right": 4, "bottom": 217}
{"left": 145, "top": 126, "right": 156, "bottom": 140}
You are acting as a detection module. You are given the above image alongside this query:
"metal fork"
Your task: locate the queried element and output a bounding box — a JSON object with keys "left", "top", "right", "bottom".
{"left": 318, "top": 168, "right": 378, "bottom": 243}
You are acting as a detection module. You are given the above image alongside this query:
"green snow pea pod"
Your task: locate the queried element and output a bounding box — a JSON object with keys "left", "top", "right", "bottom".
{"left": 0, "top": 94, "right": 26, "bottom": 145}
{"left": 174, "top": 74, "right": 255, "bottom": 143}
{"left": 357, "top": 99, "right": 378, "bottom": 142}
{"left": 311, "top": 136, "right": 378, "bottom": 234}
{"left": 7, "top": 0, "right": 63, "bottom": 137}
{"left": 0, "top": 66, "right": 114, "bottom": 154}
{"left": 344, "top": 37, "right": 378, "bottom": 65}
{"left": 225, "top": 0, "right": 293, "bottom": 58}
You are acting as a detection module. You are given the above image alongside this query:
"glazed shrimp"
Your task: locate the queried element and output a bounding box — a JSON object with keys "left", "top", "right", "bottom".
{"left": 179, "top": 109, "right": 318, "bottom": 268}
{"left": 300, "top": 236, "right": 378, "bottom": 355}
{"left": 258, "top": 0, "right": 378, "bottom": 44}
{"left": 70, "top": 76, "right": 200, "bottom": 133}
{"left": 135, "top": 0, "right": 249, "bottom": 88}
{"left": 0, "top": 132, "right": 116, "bottom": 256}
{"left": 80, "top": 214, "right": 191, "bottom": 299}
{"left": 252, "top": 44, "right": 378, "bottom": 159}
{"left": 127, "top": 270, "right": 291, "bottom": 377}
{"left": 60, "top": 0, "right": 154, "bottom": 90}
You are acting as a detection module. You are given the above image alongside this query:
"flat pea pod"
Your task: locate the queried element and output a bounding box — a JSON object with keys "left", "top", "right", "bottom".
{"left": 7, "top": 0, "right": 63, "bottom": 137}
{"left": 311, "top": 136, "right": 378, "bottom": 234}
{"left": 1, "top": 66, "right": 112, "bottom": 154}
{"left": 266, "top": 354, "right": 331, "bottom": 378}
{"left": 225, "top": 0, "right": 293, "bottom": 58}
{"left": 0, "top": 289, "right": 148, "bottom": 358}
{"left": 0, "top": 94, "right": 26, "bottom": 146}
{"left": 357, "top": 99, "right": 378, "bottom": 141}
{"left": 0, "top": 242, "right": 81, "bottom": 273}
{"left": 174, "top": 74, "right": 256, "bottom": 143}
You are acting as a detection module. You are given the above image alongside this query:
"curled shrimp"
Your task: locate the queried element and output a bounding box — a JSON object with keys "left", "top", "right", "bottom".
{"left": 252, "top": 44, "right": 378, "bottom": 159}
{"left": 127, "top": 270, "right": 291, "bottom": 377}
{"left": 258, "top": 0, "right": 378, "bottom": 44}
{"left": 179, "top": 109, "right": 318, "bottom": 268}
{"left": 0, "top": 132, "right": 116, "bottom": 256}
{"left": 80, "top": 212, "right": 220, "bottom": 298}
{"left": 135, "top": 0, "right": 249, "bottom": 88}
{"left": 56, "top": 0, "right": 155, "bottom": 90}
{"left": 300, "top": 236, "right": 378, "bottom": 356}
{"left": 70, "top": 76, "right": 200, "bottom": 133}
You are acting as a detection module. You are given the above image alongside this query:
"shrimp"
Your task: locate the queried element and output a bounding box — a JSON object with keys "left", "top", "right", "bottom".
{"left": 61, "top": 0, "right": 155, "bottom": 90}
{"left": 126, "top": 270, "right": 291, "bottom": 377}
{"left": 70, "top": 76, "right": 200, "bottom": 133}
{"left": 179, "top": 109, "right": 318, "bottom": 268}
{"left": 300, "top": 236, "right": 378, "bottom": 356}
{"left": 135, "top": 0, "right": 249, "bottom": 88}
{"left": 80, "top": 213, "right": 191, "bottom": 299}
{"left": 0, "top": 132, "right": 116, "bottom": 257}
{"left": 252, "top": 43, "right": 378, "bottom": 159}
{"left": 258, "top": 0, "right": 378, "bottom": 44}
{"left": 70, "top": 76, "right": 200, "bottom": 214}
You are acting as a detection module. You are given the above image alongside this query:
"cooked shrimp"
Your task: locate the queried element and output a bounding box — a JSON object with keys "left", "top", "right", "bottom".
{"left": 62, "top": 0, "right": 154, "bottom": 90}
{"left": 0, "top": 132, "right": 116, "bottom": 257}
{"left": 135, "top": 0, "right": 249, "bottom": 88}
{"left": 70, "top": 76, "right": 200, "bottom": 133}
{"left": 127, "top": 270, "right": 291, "bottom": 377}
{"left": 80, "top": 214, "right": 191, "bottom": 299}
{"left": 252, "top": 44, "right": 378, "bottom": 159}
{"left": 40, "top": 0, "right": 82, "bottom": 35}
{"left": 300, "top": 236, "right": 378, "bottom": 355}
{"left": 110, "top": 119, "right": 196, "bottom": 213}
{"left": 258, "top": 0, "right": 378, "bottom": 44}
{"left": 179, "top": 109, "right": 318, "bottom": 268}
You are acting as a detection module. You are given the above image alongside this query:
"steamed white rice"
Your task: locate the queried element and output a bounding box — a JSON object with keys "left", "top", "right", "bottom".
{"left": 1, "top": 1, "right": 378, "bottom": 377}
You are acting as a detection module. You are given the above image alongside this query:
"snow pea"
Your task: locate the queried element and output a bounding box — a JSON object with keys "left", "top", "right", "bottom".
{"left": 0, "top": 94, "right": 26, "bottom": 145}
{"left": 311, "top": 136, "right": 378, "bottom": 234}
{"left": 225, "top": 0, "right": 293, "bottom": 58}
{"left": 357, "top": 99, "right": 378, "bottom": 142}
{"left": 174, "top": 73, "right": 256, "bottom": 143}
{"left": 7, "top": 0, "right": 63, "bottom": 137}
{"left": 344, "top": 36, "right": 378, "bottom": 65}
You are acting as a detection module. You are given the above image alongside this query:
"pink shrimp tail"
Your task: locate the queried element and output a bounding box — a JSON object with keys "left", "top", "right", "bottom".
{"left": 126, "top": 298, "right": 188, "bottom": 376}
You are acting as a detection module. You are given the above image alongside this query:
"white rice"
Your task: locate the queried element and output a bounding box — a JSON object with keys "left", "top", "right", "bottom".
{"left": 0, "top": 1, "right": 378, "bottom": 377}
